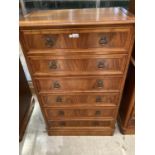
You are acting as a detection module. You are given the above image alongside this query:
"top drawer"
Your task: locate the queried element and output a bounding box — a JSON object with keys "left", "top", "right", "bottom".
{"left": 22, "top": 27, "right": 131, "bottom": 51}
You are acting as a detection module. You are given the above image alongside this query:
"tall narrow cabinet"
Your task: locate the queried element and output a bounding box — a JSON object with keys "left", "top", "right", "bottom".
{"left": 20, "top": 8, "right": 135, "bottom": 135}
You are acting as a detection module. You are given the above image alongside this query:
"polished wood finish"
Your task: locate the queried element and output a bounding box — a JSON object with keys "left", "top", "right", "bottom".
{"left": 29, "top": 54, "right": 127, "bottom": 76}
{"left": 48, "top": 127, "right": 114, "bottom": 136}
{"left": 44, "top": 107, "right": 116, "bottom": 119}
{"left": 35, "top": 76, "right": 123, "bottom": 93}
{"left": 20, "top": 8, "right": 135, "bottom": 135}
{"left": 48, "top": 120, "right": 114, "bottom": 128}
{"left": 40, "top": 92, "right": 119, "bottom": 107}
{"left": 19, "top": 7, "right": 134, "bottom": 27}
{"left": 19, "top": 60, "right": 34, "bottom": 141}
{"left": 22, "top": 27, "right": 131, "bottom": 50}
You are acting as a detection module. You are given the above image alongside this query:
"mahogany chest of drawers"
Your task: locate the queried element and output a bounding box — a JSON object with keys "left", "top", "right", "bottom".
{"left": 20, "top": 7, "right": 135, "bottom": 135}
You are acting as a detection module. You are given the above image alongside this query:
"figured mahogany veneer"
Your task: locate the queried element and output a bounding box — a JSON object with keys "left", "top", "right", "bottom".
{"left": 44, "top": 107, "right": 116, "bottom": 119}
{"left": 35, "top": 76, "right": 123, "bottom": 93}
{"left": 40, "top": 92, "right": 119, "bottom": 107}
{"left": 20, "top": 7, "right": 134, "bottom": 135}
{"left": 22, "top": 27, "right": 130, "bottom": 50}
{"left": 29, "top": 54, "right": 127, "bottom": 76}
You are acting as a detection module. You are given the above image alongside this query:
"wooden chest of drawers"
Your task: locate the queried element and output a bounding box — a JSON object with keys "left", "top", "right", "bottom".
{"left": 20, "top": 7, "right": 135, "bottom": 135}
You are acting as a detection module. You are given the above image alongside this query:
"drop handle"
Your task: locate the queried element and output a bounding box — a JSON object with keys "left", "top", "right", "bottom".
{"left": 96, "top": 80, "right": 104, "bottom": 88}
{"left": 56, "top": 96, "right": 62, "bottom": 103}
{"left": 97, "top": 61, "right": 106, "bottom": 69}
{"left": 44, "top": 36, "right": 55, "bottom": 47}
{"left": 48, "top": 60, "right": 57, "bottom": 69}
{"left": 95, "top": 110, "right": 101, "bottom": 116}
{"left": 96, "top": 96, "right": 102, "bottom": 102}
{"left": 53, "top": 81, "right": 61, "bottom": 89}
{"left": 99, "top": 36, "right": 108, "bottom": 45}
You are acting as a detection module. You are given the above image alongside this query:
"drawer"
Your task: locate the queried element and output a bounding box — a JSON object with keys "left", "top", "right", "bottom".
{"left": 48, "top": 120, "right": 114, "bottom": 128}
{"left": 48, "top": 128, "right": 114, "bottom": 136}
{"left": 29, "top": 54, "right": 127, "bottom": 76}
{"left": 22, "top": 27, "right": 131, "bottom": 50}
{"left": 41, "top": 92, "right": 119, "bottom": 107}
{"left": 35, "top": 76, "right": 123, "bottom": 93}
{"left": 44, "top": 107, "right": 116, "bottom": 119}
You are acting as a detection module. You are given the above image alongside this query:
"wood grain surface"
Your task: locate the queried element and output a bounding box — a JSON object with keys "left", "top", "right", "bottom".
{"left": 20, "top": 7, "right": 134, "bottom": 27}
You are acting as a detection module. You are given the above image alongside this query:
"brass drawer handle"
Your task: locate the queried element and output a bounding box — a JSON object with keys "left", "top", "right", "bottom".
{"left": 58, "top": 111, "right": 64, "bottom": 116}
{"left": 49, "top": 60, "right": 57, "bottom": 69}
{"left": 53, "top": 81, "right": 61, "bottom": 89}
{"left": 44, "top": 36, "right": 55, "bottom": 47}
{"left": 98, "top": 61, "right": 106, "bottom": 69}
{"left": 99, "top": 36, "right": 108, "bottom": 45}
{"left": 56, "top": 96, "right": 62, "bottom": 103}
{"left": 95, "top": 110, "right": 101, "bottom": 116}
{"left": 97, "top": 80, "right": 104, "bottom": 88}
{"left": 96, "top": 96, "right": 102, "bottom": 102}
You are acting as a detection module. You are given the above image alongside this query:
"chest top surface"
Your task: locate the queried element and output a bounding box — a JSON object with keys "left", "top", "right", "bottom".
{"left": 19, "top": 7, "right": 134, "bottom": 28}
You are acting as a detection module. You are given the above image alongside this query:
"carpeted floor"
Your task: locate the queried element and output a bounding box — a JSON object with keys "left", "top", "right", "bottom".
{"left": 19, "top": 96, "right": 135, "bottom": 155}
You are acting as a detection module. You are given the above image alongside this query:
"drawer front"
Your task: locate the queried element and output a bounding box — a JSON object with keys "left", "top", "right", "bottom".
{"left": 35, "top": 76, "right": 123, "bottom": 92}
{"left": 44, "top": 108, "right": 116, "bottom": 119}
{"left": 41, "top": 93, "right": 119, "bottom": 107}
{"left": 29, "top": 55, "right": 127, "bottom": 76}
{"left": 48, "top": 120, "right": 113, "bottom": 128}
{"left": 23, "top": 27, "right": 130, "bottom": 50}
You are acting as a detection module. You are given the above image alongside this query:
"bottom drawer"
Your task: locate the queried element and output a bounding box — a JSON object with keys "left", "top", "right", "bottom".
{"left": 48, "top": 120, "right": 114, "bottom": 128}
{"left": 48, "top": 127, "right": 114, "bottom": 136}
{"left": 47, "top": 127, "right": 114, "bottom": 136}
